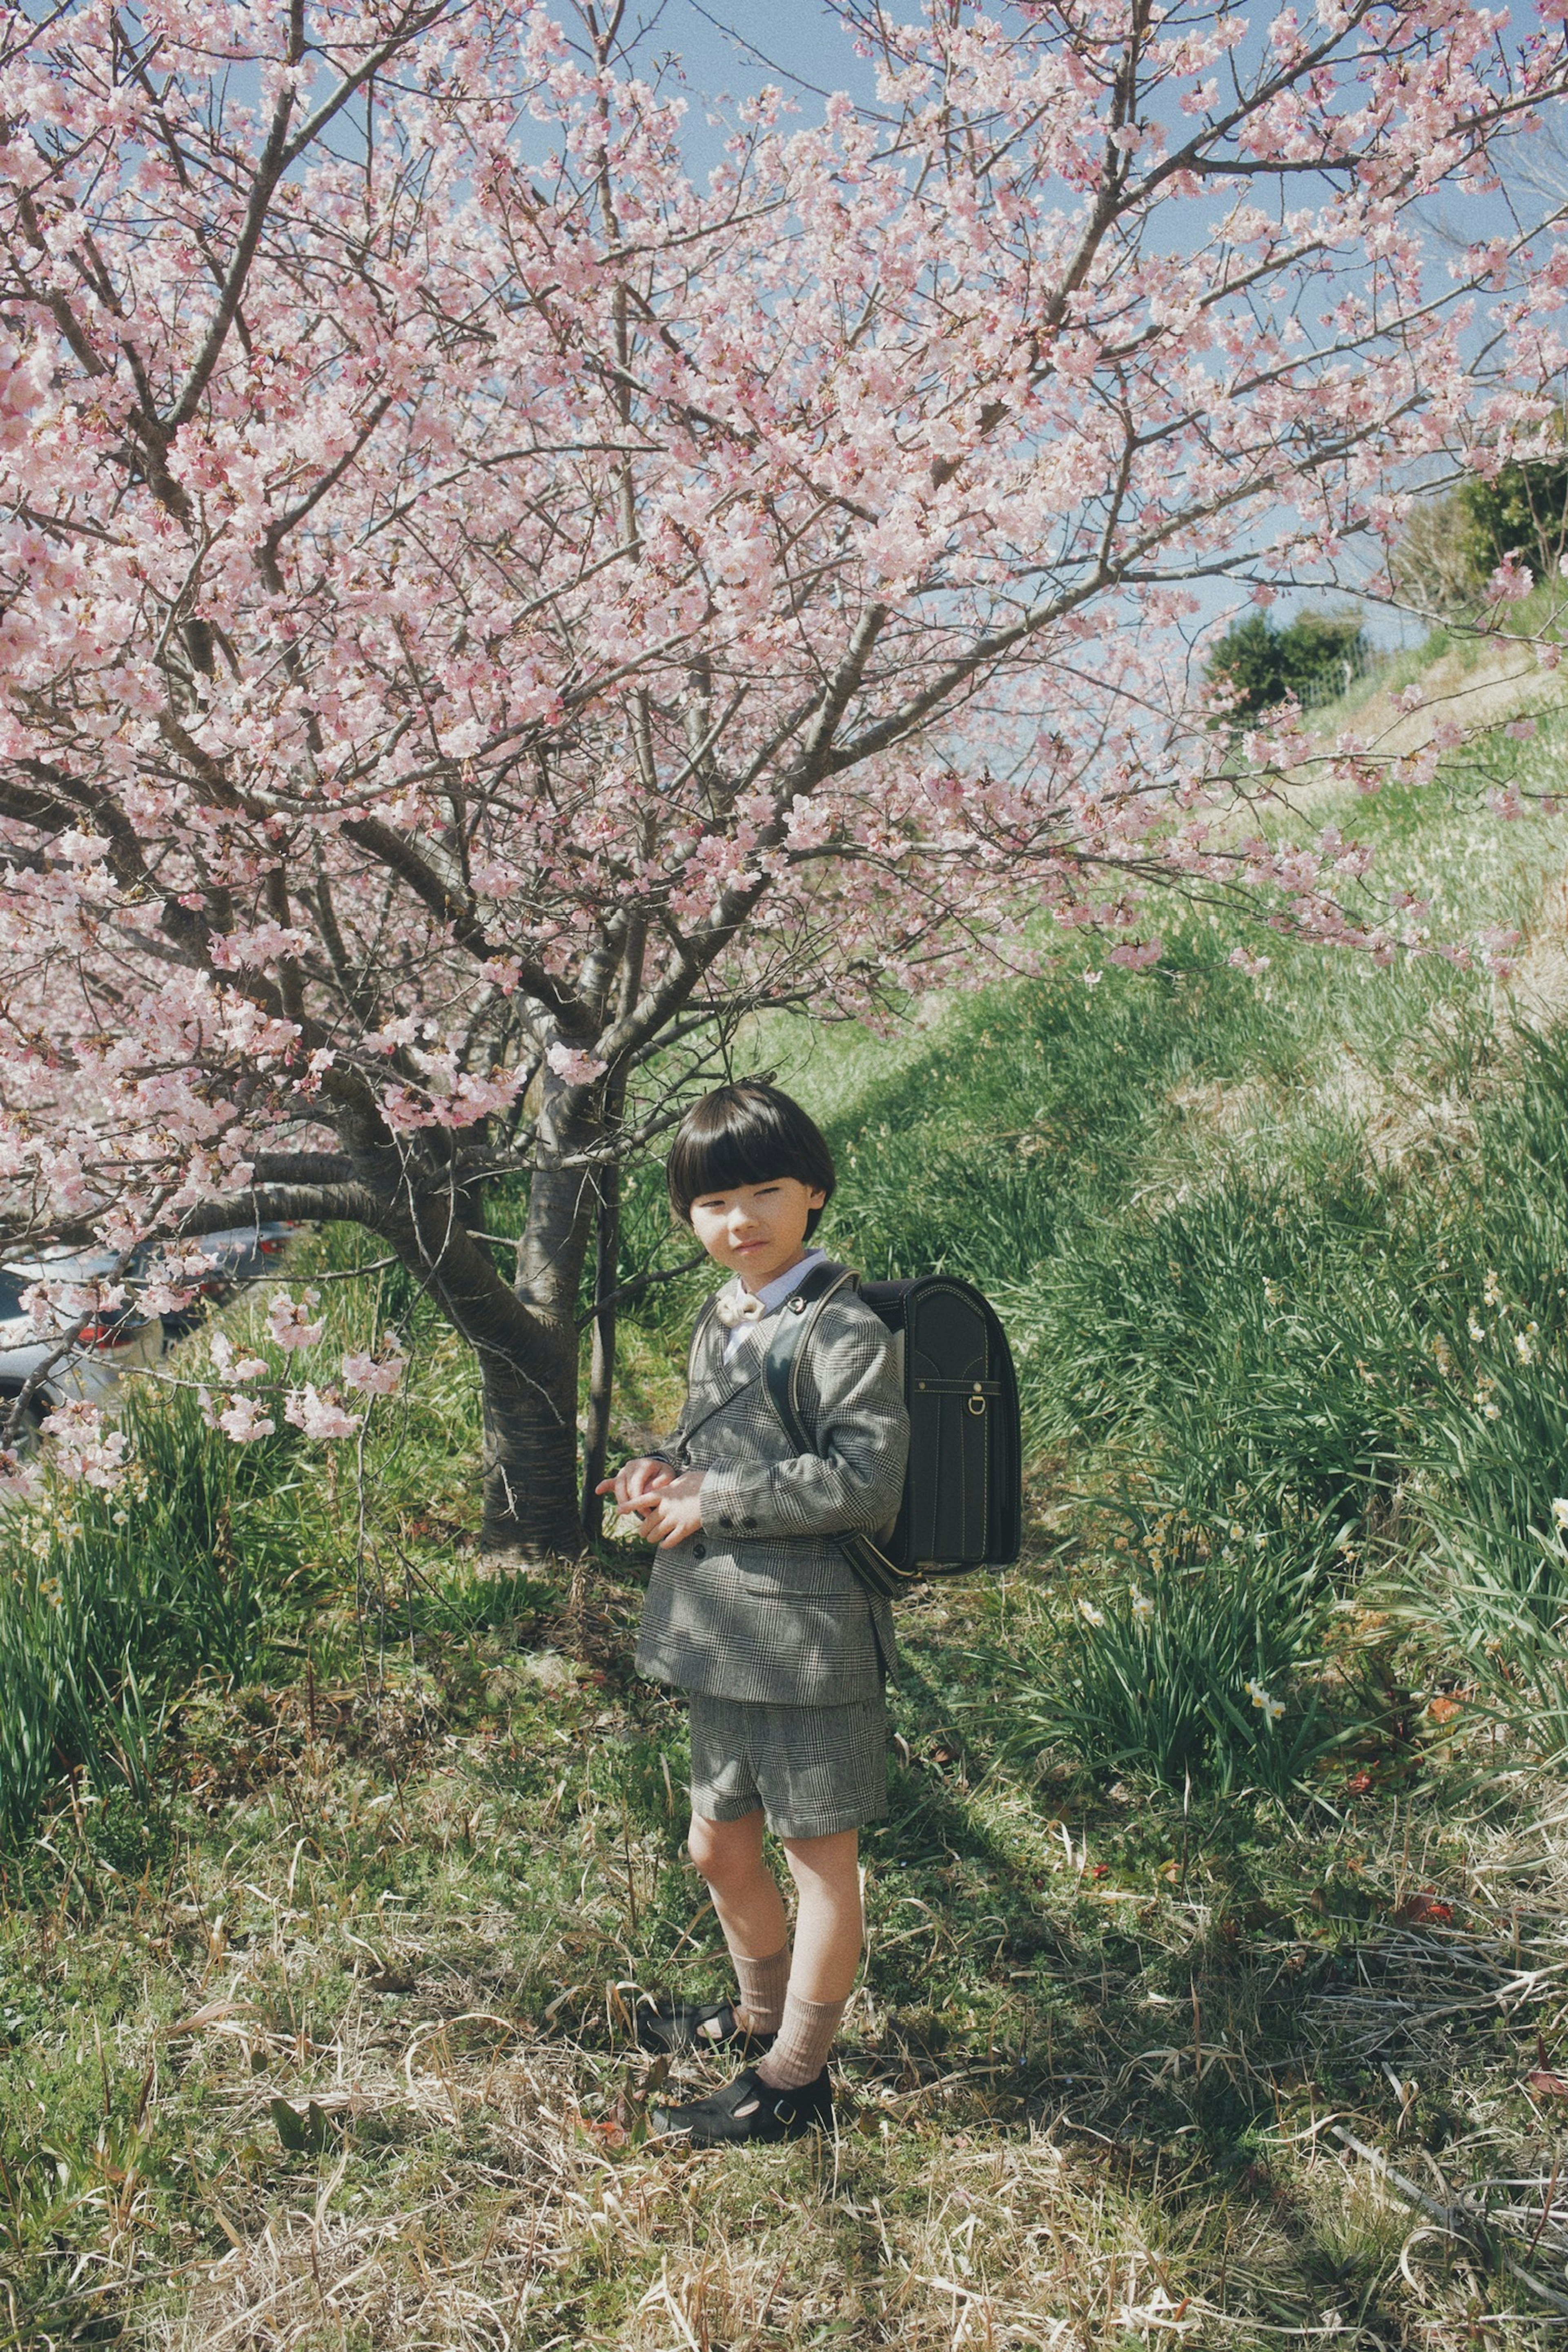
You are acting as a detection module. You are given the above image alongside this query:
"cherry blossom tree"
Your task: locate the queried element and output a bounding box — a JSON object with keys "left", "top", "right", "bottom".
{"left": 2, "top": 0, "right": 1567, "bottom": 1555}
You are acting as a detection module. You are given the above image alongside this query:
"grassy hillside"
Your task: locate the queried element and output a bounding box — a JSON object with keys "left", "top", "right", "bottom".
{"left": 10, "top": 726, "right": 1568, "bottom": 2347}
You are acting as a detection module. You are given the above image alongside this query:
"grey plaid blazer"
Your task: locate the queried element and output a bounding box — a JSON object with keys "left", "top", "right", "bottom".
{"left": 635, "top": 1267, "right": 909, "bottom": 1706}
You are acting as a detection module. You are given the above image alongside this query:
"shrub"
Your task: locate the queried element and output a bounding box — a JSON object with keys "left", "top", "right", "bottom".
{"left": 1458, "top": 452, "right": 1568, "bottom": 587}
{"left": 1205, "top": 609, "right": 1371, "bottom": 723}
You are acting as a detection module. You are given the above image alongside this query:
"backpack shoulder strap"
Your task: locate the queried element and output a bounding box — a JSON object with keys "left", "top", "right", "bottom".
{"left": 761, "top": 1261, "right": 855, "bottom": 1448}
{"left": 761, "top": 1262, "right": 912, "bottom": 1603}
{"left": 688, "top": 1289, "right": 721, "bottom": 1376}
{"left": 668, "top": 1292, "right": 722, "bottom": 1452}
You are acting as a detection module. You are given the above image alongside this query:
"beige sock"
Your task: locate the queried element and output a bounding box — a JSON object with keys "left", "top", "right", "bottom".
{"left": 754, "top": 1992, "right": 846, "bottom": 2089}
{"left": 731, "top": 1944, "right": 790, "bottom": 2037}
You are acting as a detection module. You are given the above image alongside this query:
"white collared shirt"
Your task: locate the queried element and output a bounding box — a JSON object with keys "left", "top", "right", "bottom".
{"left": 722, "top": 1247, "right": 828, "bottom": 1359}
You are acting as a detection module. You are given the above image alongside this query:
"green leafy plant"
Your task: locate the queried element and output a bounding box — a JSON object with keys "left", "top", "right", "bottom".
{"left": 0, "top": 1383, "right": 299, "bottom": 1843}
{"left": 1022, "top": 1523, "right": 1348, "bottom": 1798}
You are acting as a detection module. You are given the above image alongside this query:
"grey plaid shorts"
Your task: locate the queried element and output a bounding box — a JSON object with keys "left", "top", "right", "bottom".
{"left": 686, "top": 1688, "right": 889, "bottom": 1839}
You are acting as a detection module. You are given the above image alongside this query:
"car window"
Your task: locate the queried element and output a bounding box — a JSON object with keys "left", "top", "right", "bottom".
{"left": 0, "top": 1272, "right": 31, "bottom": 1321}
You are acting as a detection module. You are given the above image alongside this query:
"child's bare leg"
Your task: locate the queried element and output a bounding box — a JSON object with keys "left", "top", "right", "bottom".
{"left": 754, "top": 1828, "right": 861, "bottom": 2091}
{"left": 778, "top": 1829, "right": 862, "bottom": 2000}
{"left": 686, "top": 1810, "right": 790, "bottom": 2033}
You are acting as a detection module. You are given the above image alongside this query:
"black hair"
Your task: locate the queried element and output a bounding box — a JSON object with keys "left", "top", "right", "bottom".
{"left": 666, "top": 1080, "right": 837, "bottom": 1238}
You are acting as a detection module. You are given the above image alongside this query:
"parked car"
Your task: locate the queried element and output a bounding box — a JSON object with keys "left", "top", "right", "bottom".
{"left": 0, "top": 1247, "right": 165, "bottom": 1441}
{"left": 131, "top": 1221, "right": 301, "bottom": 1334}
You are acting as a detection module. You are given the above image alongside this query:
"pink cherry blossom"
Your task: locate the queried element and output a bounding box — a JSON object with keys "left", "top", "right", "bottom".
{"left": 1486, "top": 553, "right": 1536, "bottom": 603}
{"left": 1108, "top": 939, "right": 1166, "bottom": 972}
{"left": 210, "top": 1333, "right": 271, "bottom": 1383}
{"left": 39, "top": 1400, "right": 129, "bottom": 1489}
{"left": 1481, "top": 925, "right": 1524, "bottom": 980}
{"left": 0, "top": 1445, "right": 36, "bottom": 1499}
{"left": 136, "top": 1279, "right": 199, "bottom": 1317}
{"left": 215, "top": 1394, "right": 276, "bottom": 1443}
{"left": 546, "top": 1043, "right": 610, "bottom": 1087}
{"left": 341, "top": 1338, "right": 408, "bottom": 1396}
{"left": 0, "top": 1, "right": 1562, "bottom": 1551}
{"left": 283, "top": 1386, "right": 361, "bottom": 1441}
{"left": 266, "top": 1292, "right": 326, "bottom": 1353}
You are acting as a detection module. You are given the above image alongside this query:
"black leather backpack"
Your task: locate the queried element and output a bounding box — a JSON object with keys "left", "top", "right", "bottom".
{"left": 764, "top": 1263, "right": 1022, "bottom": 1599}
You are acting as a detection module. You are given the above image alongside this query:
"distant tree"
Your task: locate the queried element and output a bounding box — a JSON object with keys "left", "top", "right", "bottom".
{"left": 1392, "top": 436, "right": 1568, "bottom": 617}
{"left": 1205, "top": 613, "right": 1370, "bottom": 725}
{"left": 1458, "top": 448, "right": 1568, "bottom": 586}
{"left": 1389, "top": 492, "right": 1479, "bottom": 619}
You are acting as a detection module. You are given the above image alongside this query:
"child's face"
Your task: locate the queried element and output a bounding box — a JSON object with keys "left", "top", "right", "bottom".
{"left": 688, "top": 1176, "right": 826, "bottom": 1290}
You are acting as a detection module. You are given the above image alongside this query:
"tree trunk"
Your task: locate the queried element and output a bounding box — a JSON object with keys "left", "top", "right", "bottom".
{"left": 477, "top": 1314, "right": 584, "bottom": 1557}
{"left": 319, "top": 1078, "right": 599, "bottom": 1562}
{"left": 477, "top": 1078, "right": 601, "bottom": 1557}
{"left": 579, "top": 1160, "right": 621, "bottom": 1542}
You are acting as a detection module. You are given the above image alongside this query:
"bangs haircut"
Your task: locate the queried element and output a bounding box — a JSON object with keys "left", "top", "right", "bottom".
{"left": 667, "top": 1081, "right": 837, "bottom": 1236}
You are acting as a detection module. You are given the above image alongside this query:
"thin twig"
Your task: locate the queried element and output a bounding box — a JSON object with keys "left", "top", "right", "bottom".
{"left": 573, "top": 1251, "right": 708, "bottom": 1330}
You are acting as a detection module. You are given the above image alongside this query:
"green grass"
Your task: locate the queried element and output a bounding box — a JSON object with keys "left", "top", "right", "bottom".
{"left": 13, "top": 735, "right": 1568, "bottom": 2344}
{"left": 0, "top": 1387, "right": 302, "bottom": 1844}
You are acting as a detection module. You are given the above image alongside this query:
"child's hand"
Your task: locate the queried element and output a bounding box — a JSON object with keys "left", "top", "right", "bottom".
{"left": 596, "top": 1457, "right": 673, "bottom": 1513}
{"left": 637, "top": 1470, "right": 706, "bottom": 1549}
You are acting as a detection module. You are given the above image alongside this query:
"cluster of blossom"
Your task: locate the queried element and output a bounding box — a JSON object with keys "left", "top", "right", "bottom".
{"left": 192, "top": 1301, "right": 408, "bottom": 1450}
{"left": 0, "top": 1442, "right": 36, "bottom": 1500}
{"left": 0, "top": 0, "right": 1561, "bottom": 1477}
{"left": 3, "top": 1296, "right": 410, "bottom": 1492}
{"left": 37, "top": 1399, "right": 130, "bottom": 1489}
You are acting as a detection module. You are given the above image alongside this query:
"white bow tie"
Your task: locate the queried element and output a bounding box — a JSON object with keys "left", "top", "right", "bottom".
{"left": 713, "top": 1285, "right": 765, "bottom": 1330}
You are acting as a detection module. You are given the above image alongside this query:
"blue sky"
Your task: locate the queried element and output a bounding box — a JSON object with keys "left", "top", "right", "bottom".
{"left": 595, "top": 1, "right": 877, "bottom": 168}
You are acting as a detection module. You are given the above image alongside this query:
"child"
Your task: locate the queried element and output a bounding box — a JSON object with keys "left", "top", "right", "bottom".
{"left": 598, "top": 1080, "right": 909, "bottom": 2145}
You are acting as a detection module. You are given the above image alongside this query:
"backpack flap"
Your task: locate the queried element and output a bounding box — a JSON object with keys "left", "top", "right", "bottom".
{"left": 859, "top": 1277, "right": 1022, "bottom": 1575}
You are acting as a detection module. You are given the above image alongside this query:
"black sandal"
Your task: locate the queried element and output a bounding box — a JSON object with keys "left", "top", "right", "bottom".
{"left": 632, "top": 1996, "right": 772, "bottom": 2056}
{"left": 651, "top": 2063, "right": 832, "bottom": 2145}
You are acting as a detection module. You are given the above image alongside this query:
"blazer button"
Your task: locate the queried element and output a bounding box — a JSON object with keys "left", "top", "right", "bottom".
{"left": 692, "top": 1541, "right": 706, "bottom": 1559}
{"left": 743, "top": 1517, "right": 757, "bottom": 1529}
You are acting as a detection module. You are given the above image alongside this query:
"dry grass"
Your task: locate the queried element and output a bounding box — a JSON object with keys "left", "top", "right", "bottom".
{"left": 11, "top": 1571, "right": 1568, "bottom": 2351}
{"left": 1327, "top": 634, "right": 1563, "bottom": 762}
